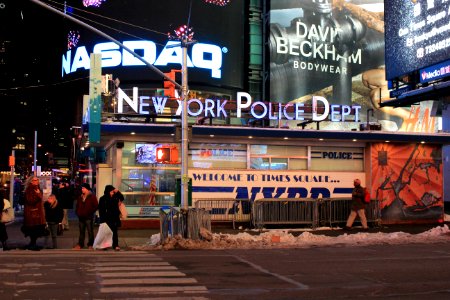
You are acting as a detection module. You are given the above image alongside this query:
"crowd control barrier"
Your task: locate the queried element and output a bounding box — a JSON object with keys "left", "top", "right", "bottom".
{"left": 321, "top": 198, "right": 381, "bottom": 228}
{"left": 252, "top": 198, "right": 318, "bottom": 229}
{"left": 194, "top": 198, "right": 252, "bottom": 229}
{"left": 160, "top": 207, "right": 211, "bottom": 242}
{"left": 252, "top": 198, "right": 381, "bottom": 229}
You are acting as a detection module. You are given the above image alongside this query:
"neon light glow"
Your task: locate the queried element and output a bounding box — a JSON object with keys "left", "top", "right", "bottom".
{"left": 67, "top": 31, "right": 80, "bottom": 50}
{"left": 204, "top": 0, "right": 230, "bottom": 6}
{"left": 82, "top": 0, "right": 106, "bottom": 8}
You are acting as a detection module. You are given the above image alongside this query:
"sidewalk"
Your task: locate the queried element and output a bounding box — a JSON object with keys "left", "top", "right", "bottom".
{"left": 3, "top": 214, "right": 159, "bottom": 251}
{"left": 2, "top": 211, "right": 448, "bottom": 251}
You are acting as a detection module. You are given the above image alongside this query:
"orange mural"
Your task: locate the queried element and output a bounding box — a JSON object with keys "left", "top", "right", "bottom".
{"left": 371, "top": 143, "right": 443, "bottom": 224}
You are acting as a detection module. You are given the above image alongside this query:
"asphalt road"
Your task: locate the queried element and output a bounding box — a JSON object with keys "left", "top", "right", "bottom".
{"left": 1, "top": 241, "right": 450, "bottom": 299}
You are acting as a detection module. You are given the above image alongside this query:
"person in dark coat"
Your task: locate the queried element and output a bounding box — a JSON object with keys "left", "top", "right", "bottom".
{"left": 44, "top": 194, "right": 64, "bottom": 249}
{"left": 56, "top": 181, "right": 73, "bottom": 230}
{"left": 22, "top": 176, "right": 47, "bottom": 251}
{"left": 98, "top": 185, "right": 122, "bottom": 251}
{"left": 344, "top": 178, "right": 368, "bottom": 230}
{"left": 0, "top": 189, "right": 10, "bottom": 250}
{"left": 73, "top": 183, "right": 98, "bottom": 250}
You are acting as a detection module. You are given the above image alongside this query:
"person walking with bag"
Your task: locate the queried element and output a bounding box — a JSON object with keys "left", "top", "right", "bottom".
{"left": 98, "top": 185, "right": 122, "bottom": 251}
{"left": 22, "top": 176, "right": 47, "bottom": 251}
{"left": 344, "top": 178, "right": 369, "bottom": 231}
{"left": 73, "top": 183, "right": 98, "bottom": 250}
{"left": 0, "top": 189, "right": 10, "bottom": 250}
{"left": 44, "top": 194, "right": 64, "bottom": 249}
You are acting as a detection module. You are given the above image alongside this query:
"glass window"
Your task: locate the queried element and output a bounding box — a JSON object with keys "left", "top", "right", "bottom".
{"left": 310, "top": 146, "right": 364, "bottom": 171}
{"left": 189, "top": 143, "right": 247, "bottom": 169}
{"left": 250, "top": 145, "right": 307, "bottom": 170}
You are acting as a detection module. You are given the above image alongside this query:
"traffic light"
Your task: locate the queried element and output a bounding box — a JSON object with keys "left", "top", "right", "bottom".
{"left": 155, "top": 145, "right": 179, "bottom": 164}
{"left": 163, "top": 69, "right": 180, "bottom": 99}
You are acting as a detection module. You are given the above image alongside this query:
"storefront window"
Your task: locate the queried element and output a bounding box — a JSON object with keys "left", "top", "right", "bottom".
{"left": 310, "top": 146, "right": 364, "bottom": 171}
{"left": 120, "top": 142, "right": 180, "bottom": 206}
{"left": 250, "top": 145, "right": 307, "bottom": 170}
{"left": 189, "top": 143, "right": 247, "bottom": 169}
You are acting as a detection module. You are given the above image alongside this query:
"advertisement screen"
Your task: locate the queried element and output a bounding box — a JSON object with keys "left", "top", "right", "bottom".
{"left": 63, "top": 0, "right": 244, "bottom": 90}
{"left": 384, "top": 0, "right": 450, "bottom": 80}
{"left": 269, "top": 0, "right": 385, "bottom": 105}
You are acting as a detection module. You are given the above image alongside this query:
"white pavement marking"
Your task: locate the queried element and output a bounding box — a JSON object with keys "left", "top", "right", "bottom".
{"left": 95, "top": 256, "right": 209, "bottom": 296}
{"left": 232, "top": 255, "right": 309, "bottom": 290}
{"left": 99, "top": 271, "right": 186, "bottom": 278}
{"left": 94, "top": 260, "right": 163, "bottom": 266}
{"left": 100, "top": 285, "right": 209, "bottom": 294}
{"left": 101, "top": 278, "right": 198, "bottom": 285}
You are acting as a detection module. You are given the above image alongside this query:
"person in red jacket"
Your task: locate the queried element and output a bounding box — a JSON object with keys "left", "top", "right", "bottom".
{"left": 22, "top": 176, "right": 47, "bottom": 251}
{"left": 73, "top": 183, "right": 98, "bottom": 250}
{"left": 344, "top": 179, "right": 368, "bottom": 231}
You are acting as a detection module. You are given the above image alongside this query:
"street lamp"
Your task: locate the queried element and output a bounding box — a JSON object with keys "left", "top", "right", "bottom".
{"left": 168, "top": 25, "right": 196, "bottom": 209}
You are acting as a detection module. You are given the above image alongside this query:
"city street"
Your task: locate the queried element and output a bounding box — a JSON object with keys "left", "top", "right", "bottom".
{"left": 2, "top": 241, "right": 450, "bottom": 299}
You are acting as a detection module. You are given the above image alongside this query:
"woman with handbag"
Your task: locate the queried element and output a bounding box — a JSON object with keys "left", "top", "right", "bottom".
{"left": 98, "top": 185, "right": 122, "bottom": 251}
{"left": 22, "top": 176, "right": 47, "bottom": 251}
{"left": 0, "top": 189, "right": 10, "bottom": 250}
{"left": 44, "top": 194, "right": 64, "bottom": 249}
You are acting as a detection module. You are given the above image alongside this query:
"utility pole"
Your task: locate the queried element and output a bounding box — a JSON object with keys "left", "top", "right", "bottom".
{"left": 181, "top": 37, "right": 189, "bottom": 210}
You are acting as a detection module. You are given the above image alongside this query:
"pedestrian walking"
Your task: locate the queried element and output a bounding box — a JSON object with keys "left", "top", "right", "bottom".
{"left": 73, "top": 183, "right": 98, "bottom": 250}
{"left": 22, "top": 176, "right": 47, "bottom": 251}
{"left": 344, "top": 178, "right": 368, "bottom": 230}
{"left": 0, "top": 189, "right": 10, "bottom": 250}
{"left": 98, "top": 185, "right": 123, "bottom": 251}
{"left": 56, "top": 181, "right": 73, "bottom": 230}
{"left": 44, "top": 194, "right": 64, "bottom": 249}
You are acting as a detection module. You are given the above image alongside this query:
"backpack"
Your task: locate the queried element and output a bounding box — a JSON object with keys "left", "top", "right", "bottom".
{"left": 363, "top": 188, "right": 371, "bottom": 204}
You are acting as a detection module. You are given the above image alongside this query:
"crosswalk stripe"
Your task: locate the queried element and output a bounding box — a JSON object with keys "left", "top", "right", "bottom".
{"left": 100, "top": 285, "right": 208, "bottom": 294}
{"left": 101, "top": 278, "right": 198, "bottom": 285}
{"left": 94, "top": 260, "right": 163, "bottom": 266}
{"left": 91, "top": 266, "right": 177, "bottom": 272}
{"left": 99, "top": 271, "right": 186, "bottom": 278}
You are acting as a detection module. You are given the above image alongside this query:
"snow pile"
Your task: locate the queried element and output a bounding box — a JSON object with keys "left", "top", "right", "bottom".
{"left": 131, "top": 224, "right": 450, "bottom": 251}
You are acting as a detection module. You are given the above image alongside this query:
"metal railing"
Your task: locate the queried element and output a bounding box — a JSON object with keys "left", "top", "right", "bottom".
{"left": 162, "top": 198, "right": 381, "bottom": 236}
{"left": 194, "top": 198, "right": 252, "bottom": 229}
{"left": 252, "top": 198, "right": 318, "bottom": 229}
{"left": 252, "top": 198, "right": 381, "bottom": 229}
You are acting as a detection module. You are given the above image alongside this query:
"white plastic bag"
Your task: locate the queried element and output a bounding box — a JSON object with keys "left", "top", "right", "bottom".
{"left": 1, "top": 199, "right": 14, "bottom": 224}
{"left": 93, "top": 223, "right": 113, "bottom": 250}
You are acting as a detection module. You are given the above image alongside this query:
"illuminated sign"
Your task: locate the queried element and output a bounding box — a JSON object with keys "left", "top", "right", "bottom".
{"left": 420, "top": 59, "right": 450, "bottom": 83}
{"left": 62, "top": 40, "right": 224, "bottom": 79}
{"left": 116, "top": 88, "right": 361, "bottom": 122}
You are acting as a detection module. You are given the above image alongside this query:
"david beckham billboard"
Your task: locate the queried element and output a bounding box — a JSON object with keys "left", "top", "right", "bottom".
{"left": 269, "top": 0, "right": 385, "bottom": 105}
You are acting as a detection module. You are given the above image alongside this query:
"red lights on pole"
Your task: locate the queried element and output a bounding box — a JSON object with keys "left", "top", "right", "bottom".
{"left": 155, "top": 145, "right": 179, "bottom": 164}
{"left": 163, "top": 69, "right": 180, "bottom": 99}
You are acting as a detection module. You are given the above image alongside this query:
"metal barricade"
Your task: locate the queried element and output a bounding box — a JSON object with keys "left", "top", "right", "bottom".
{"left": 160, "top": 207, "right": 212, "bottom": 241}
{"left": 252, "top": 198, "right": 318, "bottom": 229}
{"left": 321, "top": 198, "right": 381, "bottom": 228}
{"left": 186, "top": 208, "right": 211, "bottom": 240}
{"left": 159, "top": 206, "right": 187, "bottom": 242}
{"left": 194, "top": 198, "right": 252, "bottom": 229}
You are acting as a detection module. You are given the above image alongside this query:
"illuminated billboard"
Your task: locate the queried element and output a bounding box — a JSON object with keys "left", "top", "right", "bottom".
{"left": 63, "top": 0, "right": 244, "bottom": 90}
{"left": 384, "top": 0, "right": 450, "bottom": 81}
{"left": 269, "top": 0, "right": 385, "bottom": 105}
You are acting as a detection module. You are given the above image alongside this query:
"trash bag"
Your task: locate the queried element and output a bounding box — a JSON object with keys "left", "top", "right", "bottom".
{"left": 93, "top": 222, "right": 113, "bottom": 250}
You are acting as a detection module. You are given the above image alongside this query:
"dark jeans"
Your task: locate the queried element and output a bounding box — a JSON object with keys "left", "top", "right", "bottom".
{"left": 78, "top": 218, "right": 94, "bottom": 247}
{"left": 46, "top": 222, "right": 58, "bottom": 248}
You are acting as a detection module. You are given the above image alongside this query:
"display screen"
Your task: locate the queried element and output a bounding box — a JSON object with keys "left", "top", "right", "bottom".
{"left": 135, "top": 143, "right": 157, "bottom": 164}
{"left": 62, "top": 0, "right": 245, "bottom": 90}
{"left": 384, "top": 0, "right": 450, "bottom": 80}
